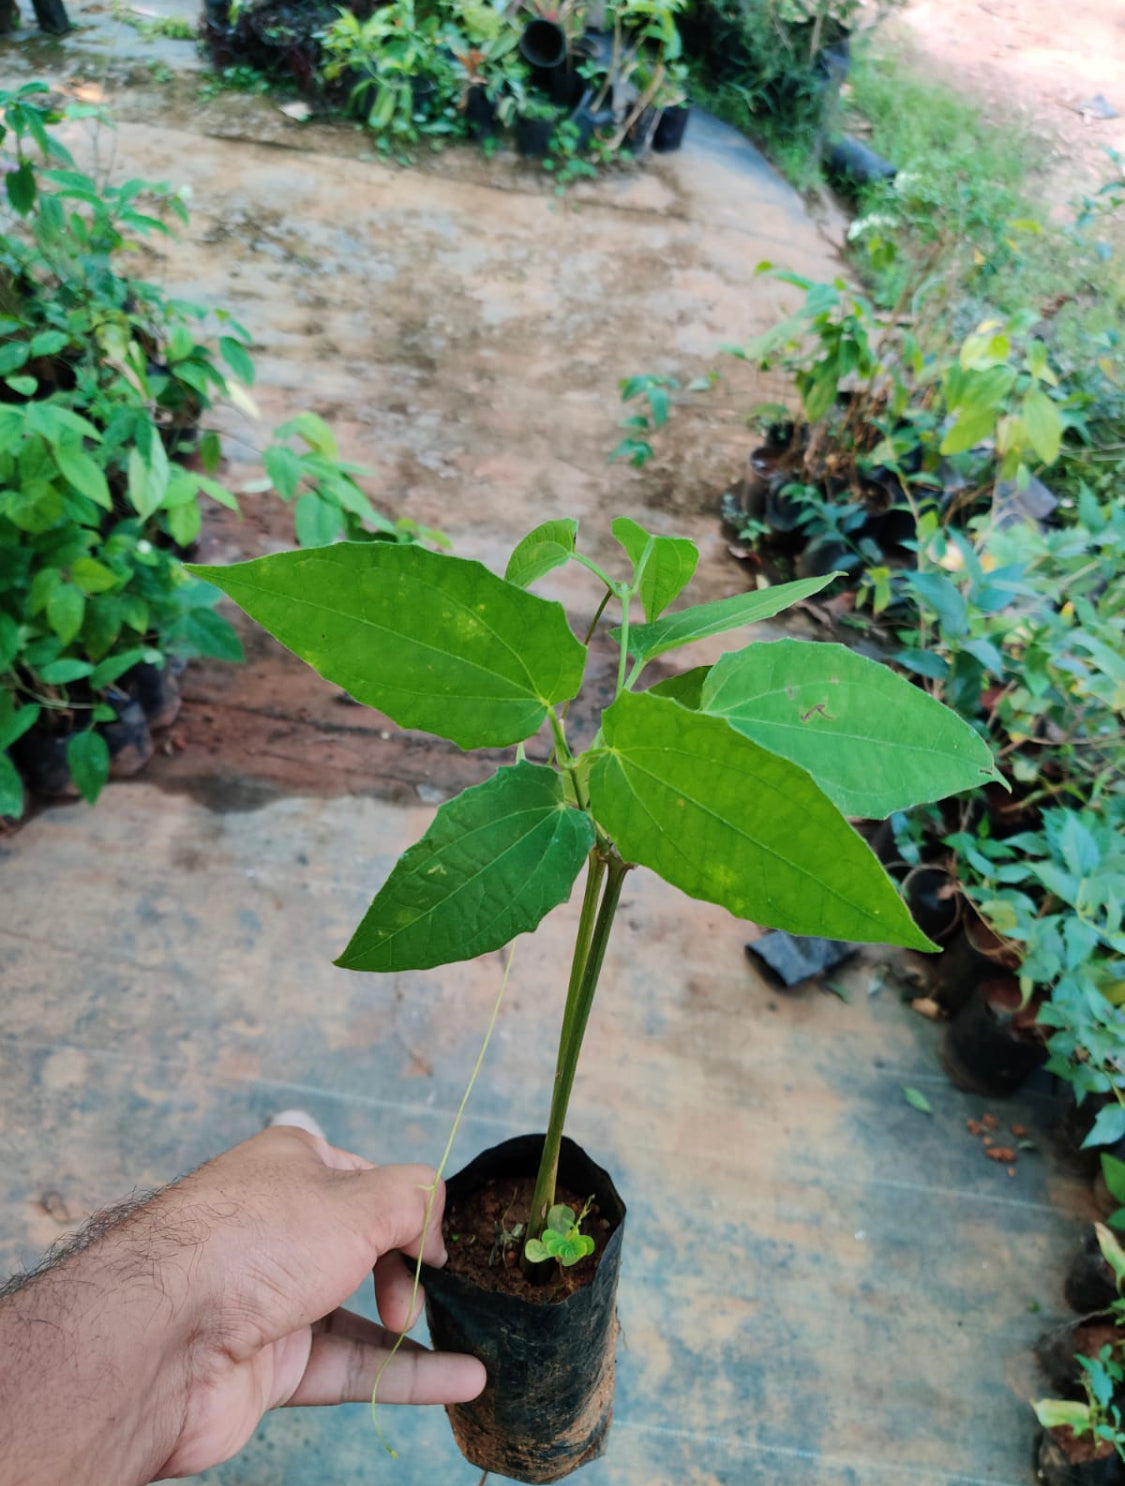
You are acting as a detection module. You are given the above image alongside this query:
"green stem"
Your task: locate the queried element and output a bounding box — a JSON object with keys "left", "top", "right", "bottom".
{"left": 525, "top": 852, "right": 627, "bottom": 1259}
{"left": 615, "top": 589, "right": 631, "bottom": 697}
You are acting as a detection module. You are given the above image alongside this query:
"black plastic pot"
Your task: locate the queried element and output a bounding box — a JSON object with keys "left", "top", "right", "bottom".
{"left": 11, "top": 727, "right": 77, "bottom": 799}
{"left": 519, "top": 18, "right": 567, "bottom": 71}
{"left": 123, "top": 661, "right": 183, "bottom": 731}
{"left": 622, "top": 106, "right": 658, "bottom": 154}
{"left": 653, "top": 104, "right": 690, "bottom": 153}
{"left": 410, "top": 76, "right": 436, "bottom": 112}
{"left": 30, "top": 0, "right": 69, "bottom": 33}
{"left": 765, "top": 479, "right": 807, "bottom": 534}
{"left": 796, "top": 536, "right": 853, "bottom": 580}
{"left": 1036, "top": 1428, "right": 1125, "bottom": 1486}
{"left": 902, "top": 865, "right": 961, "bottom": 944}
{"left": 422, "top": 1134, "right": 626, "bottom": 1485}
{"left": 1036, "top": 1318, "right": 1121, "bottom": 1396}
{"left": 570, "top": 90, "right": 614, "bottom": 151}
{"left": 941, "top": 978, "right": 1047, "bottom": 1097}
{"left": 103, "top": 691, "right": 154, "bottom": 778}
{"left": 931, "top": 913, "right": 1019, "bottom": 1017}
{"left": 1064, "top": 1231, "right": 1119, "bottom": 1316}
{"left": 515, "top": 113, "right": 556, "bottom": 159}
{"left": 826, "top": 135, "right": 897, "bottom": 187}
{"left": 465, "top": 85, "right": 497, "bottom": 140}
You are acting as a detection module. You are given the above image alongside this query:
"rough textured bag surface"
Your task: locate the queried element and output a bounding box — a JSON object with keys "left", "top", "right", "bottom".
{"left": 422, "top": 1134, "right": 626, "bottom": 1484}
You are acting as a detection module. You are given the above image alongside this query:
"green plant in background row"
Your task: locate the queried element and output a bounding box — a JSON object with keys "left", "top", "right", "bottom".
{"left": 193, "top": 515, "right": 997, "bottom": 1251}
{"left": 1035, "top": 1345, "right": 1125, "bottom": 1464}
{"left": 0, "top": 84, "right": 428, "bottom": 817}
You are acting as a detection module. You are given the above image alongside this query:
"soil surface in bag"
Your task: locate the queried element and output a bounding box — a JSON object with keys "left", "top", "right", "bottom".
{"left": 443, "top": 1176, "right": 613, "bottom": 1302}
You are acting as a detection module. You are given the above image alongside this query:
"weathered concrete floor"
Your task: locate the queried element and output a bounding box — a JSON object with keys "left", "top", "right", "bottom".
{"left": 0, "top": 13, "right": 1094, "bottom": 1485}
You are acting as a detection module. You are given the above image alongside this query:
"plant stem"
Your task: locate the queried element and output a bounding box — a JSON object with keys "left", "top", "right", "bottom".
{"left": 615, "top": 589, "right": 631, "bottom": 697}
{"left": 525, "top": 852, "right": 627, "bottom": 1259}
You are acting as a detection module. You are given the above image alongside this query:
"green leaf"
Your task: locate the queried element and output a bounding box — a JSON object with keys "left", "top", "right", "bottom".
{"left": 189, "top": 544, "right": 587, "bottom": 751}
{"left": 337, "top": 762, "right": 595, "bottom": 972}
{"left": 126, "top": 442, "right": 170, "bottom": 518}
{"left": 1022, "top": 388, "right": 1062, "bottom": 465}
{"left": 179, "top": 607, "right": 244, "bottom": 663}
{"left": 523, "top": 1238, "right": 550, "bottom": 1264}
{"left": 1096, "top": 1223, "right": 1125, "bottom": 1284}
{"left": 1101, "top": 1153, "right": 1125, "bottom": 1207}
{"left": 0, "top": 342, "right": 30, "bottom": 376}
{"left": 47, "top": 583, "right": 85, "bottom": 645}
{"left": 0, "top": 700, "right": 38, "bottom": 751}
{"left": 647, "top": 666, "right": 709, "bottom": 709}
{"left": 294, "top": 492, "right": 344, "bottom": 548}
{"left": 66, "top": 728, "right": 109, "bottom": 805}
{"left": 167, "top": 497, "right": 202, "bottom": 549}
{"left": 6, "top": 160, "right": 36, "bottom": 215}
{"left": 263, "top": 443, "right": 304, "bottom": 501}
{"left": 700, "top": 640, "right": 1000, "bottom": 818}
{"left": 615, "top": 575, "right": 839, "bottom": 666}
{"left": 1083, "top": 1106, "right": 1125, "bottom": 1150}
{"left": 940, "top": 408, "right": 995, "bottom": 456}
{"left": 6, "top": 375, "right": 37, "bottom": 398}
{"left": 54, "top": 445, "right": 112, "bottom": 509}
{"left": 588, "top": 691, "right": 935, "bottom": 949}
{"left": 0, "top": 752, "right": 24, "bottom": 819}
{"left": 547, "top": 1204, "right": 576, "bottom": 1231}
{"left": 504, "top": 519, "right": 578, "bottom": 589}
{"left": 1034, "top": 1400, "right": 1091, "bottom": 1432}
{"left": 903, "top": 1086, "right": 933, "bottom": 1115}
{"left": 276, "top": 410, "right": 337, "bottom": 457}
{"left": 611, "top": 517, "right": 699, "bottom": 622}
{"left": 907, "top": 571, "right": 968, "bottom": 638}
{"left": 70, "top": 556, "right": 120, "bottom": 594}
{"left": 38, "top": 657, "right": 93, "bottom": 684}
{"left": 219, "top": 335, "right": 256, "bottom": 385}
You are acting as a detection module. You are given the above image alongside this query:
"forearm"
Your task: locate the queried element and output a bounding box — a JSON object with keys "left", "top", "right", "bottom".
{"left": 0, "top": 1195, "right": 198, "bottom": 1486}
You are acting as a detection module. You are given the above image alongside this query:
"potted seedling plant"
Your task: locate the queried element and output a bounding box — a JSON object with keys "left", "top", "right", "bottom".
{"left": 193, "top": 516, "right": 999, "bottom": 1481}
{"left": 1035, "top": 1342, "right": 1125, "bottom": 1486}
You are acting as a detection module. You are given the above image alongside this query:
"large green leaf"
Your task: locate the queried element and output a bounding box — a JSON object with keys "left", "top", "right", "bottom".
{"left": 190, "top": 543, "right": 586, "bottom": 750}
{"left": 647, "top": 666, "right": 709, "bottom": 709}
{"left": 611, "top": 517, "right": 698, "bottom": 622}
{"left": 588, "top": 691, "right": 934, "bottom": 949}
{"left": 504, "top": 519, "right": 578, "bottom": 589}
{"left": 613, "top": 574, "right": 838, "bottom": 666}
{"left": 0, "top": 753, "right": 24, "bottom": 819}
{"left": 338, "top": 762, "right": 595, "bottom": 972}
{"left": 701, "top": 639, "right": 1001, "bottom": 818}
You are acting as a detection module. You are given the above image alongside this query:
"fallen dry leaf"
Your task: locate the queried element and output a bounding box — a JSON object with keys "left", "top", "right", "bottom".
{"left": 278, "top": 101, "right": 312, "bottom": 122}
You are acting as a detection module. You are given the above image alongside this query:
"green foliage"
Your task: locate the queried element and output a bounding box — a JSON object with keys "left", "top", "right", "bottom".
{"left": 1035, "top": 1345, "right": 1125, "bottom": 1461}
{"left": 523, "top": 1200, "right": 595, "bottom": 1267}
{"left": 0, "top": 85, "right": 417, "bottom": 816}
{"left": 199, "top": 513, "right": 994, "bottom": 1242}
{"left": 199, "top": 520, "right": 989, "bottom": 950}
{"left": 610, "top": 374, "right": 679, "bottom": 468}
{"left": 701, "top": 638, "right": 1000, "bottom": 818}
{"left": 192, "top": 544, "right": 587, "bottom": 749}
{"left": 589, "top": 688, "right": 935, "bottom": 948}
{"left": 337, "top": 762, "right": 596, "bottom": 971}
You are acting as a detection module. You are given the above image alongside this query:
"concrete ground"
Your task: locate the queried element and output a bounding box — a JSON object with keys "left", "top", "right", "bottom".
{"left": 0, "top": 9, "right": 1095, "bottom": 1485}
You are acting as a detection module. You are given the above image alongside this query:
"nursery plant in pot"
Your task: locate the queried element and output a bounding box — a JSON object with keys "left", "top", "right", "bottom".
{"left": 1035, "top": 1345, "right": 1125, "bottom": 1486}
{"left": 193, "top": 516, "right": 999, "bottom": 1481}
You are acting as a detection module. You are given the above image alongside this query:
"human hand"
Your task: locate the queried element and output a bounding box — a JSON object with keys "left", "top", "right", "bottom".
{"left": 0, "top": 1124, "right": 486, "bottom": 1486}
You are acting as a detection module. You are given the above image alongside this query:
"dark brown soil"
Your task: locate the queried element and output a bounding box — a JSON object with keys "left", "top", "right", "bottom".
{"left": 1046, "top": 1425, "right": 1118, "bottom": 1465}
{"left": 442, "top": 1176, "right": 615, "bottom": 1304}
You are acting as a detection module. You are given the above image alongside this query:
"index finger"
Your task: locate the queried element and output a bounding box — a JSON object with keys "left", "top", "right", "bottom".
{"left": 338, "top": 1163, "right": 449, "bottom": 1267}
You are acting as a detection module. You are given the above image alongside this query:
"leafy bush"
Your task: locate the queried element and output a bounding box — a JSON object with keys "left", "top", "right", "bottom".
{"left": 0, "top": 85, "right": 426, "bottom": 817}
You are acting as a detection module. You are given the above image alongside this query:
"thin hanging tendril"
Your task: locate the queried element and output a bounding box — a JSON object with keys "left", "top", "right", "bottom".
{"left": 370, "top": 942, "right": 516, "bottom": 1454}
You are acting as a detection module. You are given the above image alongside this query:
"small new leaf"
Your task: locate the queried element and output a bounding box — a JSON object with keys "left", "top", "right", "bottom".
{"left": 615, "top": 575, "right": 838, "bottom": 666}
{"left": 903, "top": 1086, "right": 933, "bottom": 1115}
{"left": 504, "top": 519, "right": 578, "bottom": 590}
